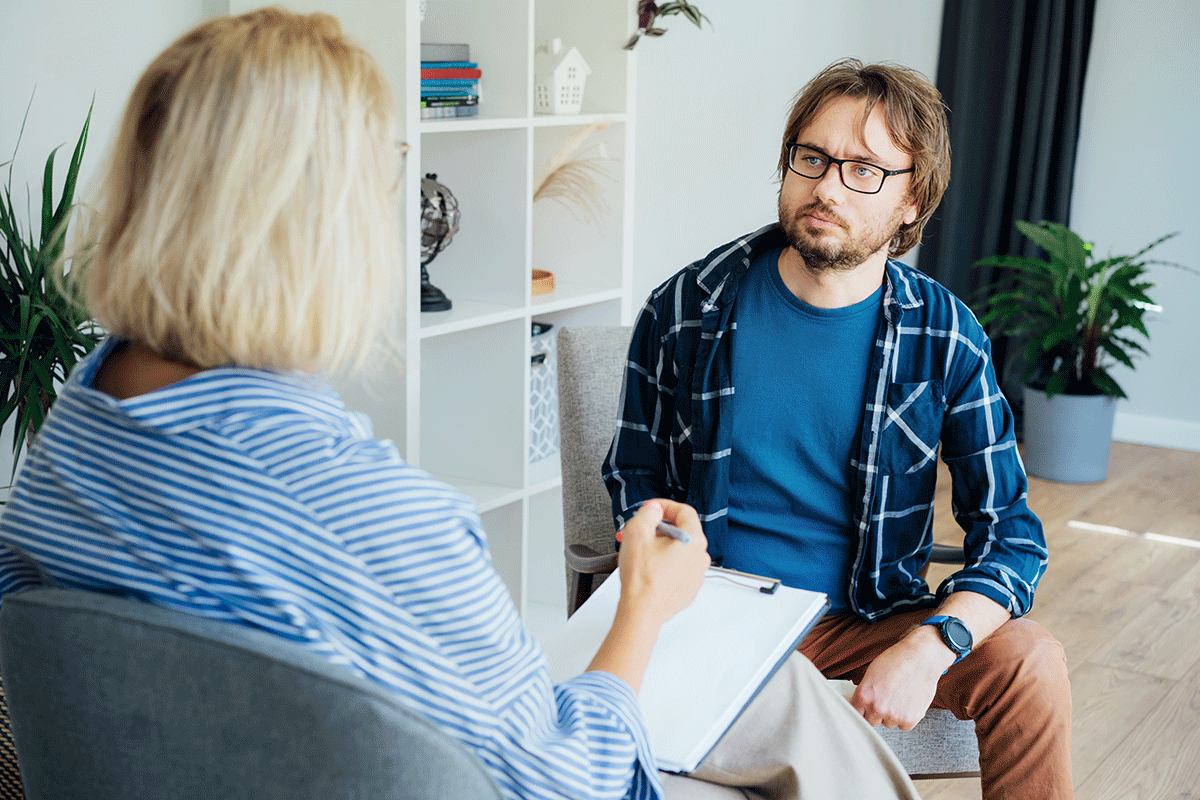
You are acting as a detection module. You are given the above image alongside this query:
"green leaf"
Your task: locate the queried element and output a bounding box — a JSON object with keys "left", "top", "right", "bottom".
{"left": 40, "top": 146, "right": 57, "bottom": 250}
{"left": 54, "top": 99, "right": 91, "bottom": 226}
{"left": 681, "top": 4, "right": 705, "bottom": 26}
{"left": 1, "top": 98, "right": 100, "bottom": 459}
{"left": 1045, "top": 364, "right": 1071, "bottom": 395}
{"left": 1098, "top": 338, "right": 1136, "bottom": 370}
{"left": 1127, "top": 231, "right": 1178, "bottom": 262}
{"left": 1090, "top": 367, "right": 1126, "bottom": 398}
{"left": 1016, "top": 220, "right": 1088, "bottom": 275}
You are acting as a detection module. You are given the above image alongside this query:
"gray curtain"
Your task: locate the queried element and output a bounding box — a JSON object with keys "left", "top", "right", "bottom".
{"left": 918, "top": 0, "right": 1096, "bottom": 416}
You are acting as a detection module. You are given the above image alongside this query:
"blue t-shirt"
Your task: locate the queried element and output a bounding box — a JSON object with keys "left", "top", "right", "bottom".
{"left": 725, "top": 248, "right": 882, "bottom": 612}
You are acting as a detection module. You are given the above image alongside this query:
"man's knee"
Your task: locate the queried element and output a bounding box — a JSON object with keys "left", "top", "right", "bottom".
{"left": 975, "top": 618, "right": 1070, "bottom": 708}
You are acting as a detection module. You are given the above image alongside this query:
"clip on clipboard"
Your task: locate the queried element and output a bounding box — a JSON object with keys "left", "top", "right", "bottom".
{"left": 707, "top": 565, "right": 781, "bottom": 594}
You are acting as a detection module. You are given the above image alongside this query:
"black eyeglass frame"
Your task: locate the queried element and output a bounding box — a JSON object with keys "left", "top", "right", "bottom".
{"left": 785, "top": 142, "right": 914, "bottom": 195}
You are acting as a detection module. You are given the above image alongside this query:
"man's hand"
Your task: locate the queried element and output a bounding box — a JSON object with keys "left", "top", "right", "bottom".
{"left": 849, "top": 625, "right": 955, "bottom": 730}
{"left": 851, "top": 590, "right": 1012, "bottom": 729}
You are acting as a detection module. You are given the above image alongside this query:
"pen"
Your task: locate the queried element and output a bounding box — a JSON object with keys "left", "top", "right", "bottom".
{"left": 655, "top": 520, "right": 692, "bottom": 545}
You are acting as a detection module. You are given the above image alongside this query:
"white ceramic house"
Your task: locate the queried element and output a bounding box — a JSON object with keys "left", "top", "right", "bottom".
{"left": 535, "top": 40, "right": 591, "bottom": 115}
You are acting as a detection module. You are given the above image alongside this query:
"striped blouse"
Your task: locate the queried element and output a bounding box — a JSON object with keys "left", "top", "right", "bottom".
{"left": 0, "top": 337, "right": 661, "bottom": 800}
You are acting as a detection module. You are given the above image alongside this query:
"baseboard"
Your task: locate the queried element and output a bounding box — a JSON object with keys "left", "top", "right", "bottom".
{"left": 1113, "top": 411, "right": 1200, "bottom": 453}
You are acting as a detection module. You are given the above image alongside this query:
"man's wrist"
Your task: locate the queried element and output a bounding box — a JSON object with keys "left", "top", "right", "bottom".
{"left": 907, "top": 623, "right": 959, "bottom": 672}
{"left": 920, "top": 615, "right": 974, "bottom": 670}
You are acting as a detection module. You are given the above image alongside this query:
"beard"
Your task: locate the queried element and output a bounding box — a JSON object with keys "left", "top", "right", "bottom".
{"left": 778, "top": 197, "right": 907, "bottom": 274}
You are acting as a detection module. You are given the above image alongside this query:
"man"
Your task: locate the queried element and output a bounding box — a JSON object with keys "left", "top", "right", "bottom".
{"left": 605, "top": 58, "right": 1072, "bottom": 800}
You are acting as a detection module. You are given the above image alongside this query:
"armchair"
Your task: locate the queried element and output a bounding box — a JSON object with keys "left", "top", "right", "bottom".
{"left": 556, "top": 325, "right": 979, "bottom": 780}
{"left": 0, "top": 588, "right": 502, "bottom": 800}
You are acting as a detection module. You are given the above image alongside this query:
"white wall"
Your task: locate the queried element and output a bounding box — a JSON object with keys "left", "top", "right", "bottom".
{"left": 1070, "top": 0, "right": 1200, "bottom": 451}
{"left": 0, "top": 1, "right": 220, "bottom": 216}
{"left": 6, "top": 0, "right": 1196, "bottom": 459}
{"left": 0, "top": 0, "right": 218, "bottom": 484}
{"left": 630, "top": 0, "right": 944, "bottom": 305}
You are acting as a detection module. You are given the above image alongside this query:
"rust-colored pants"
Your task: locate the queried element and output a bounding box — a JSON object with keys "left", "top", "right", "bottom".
{"left": 799, "top": 610, "right": 1073, "bottom": 800}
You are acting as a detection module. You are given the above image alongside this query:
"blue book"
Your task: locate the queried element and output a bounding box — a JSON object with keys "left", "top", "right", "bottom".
{"left": 421, "top": 78, "right": 479, "bottom": 87}
{"left": 420, "top": 61, "right": 478, "bottom": 69}
{"left": 421, "top": 88, "right": 477, "bottom": 98}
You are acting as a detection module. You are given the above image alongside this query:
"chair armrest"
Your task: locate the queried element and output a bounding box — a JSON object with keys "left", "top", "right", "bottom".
{"left": 565, "top": 544, "right": 619, "bottom": 575}
{"left": 928, "top": 543, "right": 964, "bottom": 564}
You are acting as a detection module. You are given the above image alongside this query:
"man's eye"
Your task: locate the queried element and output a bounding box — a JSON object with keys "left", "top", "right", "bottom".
{"left": 852, "top": 163, "right": 883, "bottom": 179}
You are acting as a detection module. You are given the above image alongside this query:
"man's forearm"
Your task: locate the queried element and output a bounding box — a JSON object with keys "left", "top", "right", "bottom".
{"left": 911, "top": 589, "right": 1012, "bottom": 656}
{"left": 850, "top": 590, "right": 1013, "bottom": 729}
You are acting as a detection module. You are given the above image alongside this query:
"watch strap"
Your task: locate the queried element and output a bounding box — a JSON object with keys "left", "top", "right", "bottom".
{"left": 921, "top": 615, "right": 972, "bottom": 668}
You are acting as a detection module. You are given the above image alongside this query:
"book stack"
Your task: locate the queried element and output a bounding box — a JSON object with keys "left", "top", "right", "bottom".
{"left": 421, "top": 43, "right": 480, "bottom": 119}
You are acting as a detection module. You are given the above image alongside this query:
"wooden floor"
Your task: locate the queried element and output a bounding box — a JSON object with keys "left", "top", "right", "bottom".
{"left": 918, "top": 441, "right": 1200, "bottom": 800}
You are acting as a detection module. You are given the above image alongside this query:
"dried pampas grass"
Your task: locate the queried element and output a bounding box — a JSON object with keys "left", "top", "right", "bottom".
{"left": 533, "top": 121, "right": 616, "bottom": 226}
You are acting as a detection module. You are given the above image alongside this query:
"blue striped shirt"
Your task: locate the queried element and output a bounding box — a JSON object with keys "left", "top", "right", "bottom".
{"left": 0, "top": 337, "right": 661, "bottom": 800}
{"left": 604, "top": 224, "right": 1048, "bottom": 622}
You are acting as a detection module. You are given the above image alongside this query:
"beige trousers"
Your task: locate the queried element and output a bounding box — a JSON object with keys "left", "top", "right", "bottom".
{"left": 660, "top": 652, "right": 920, "bottom": 800}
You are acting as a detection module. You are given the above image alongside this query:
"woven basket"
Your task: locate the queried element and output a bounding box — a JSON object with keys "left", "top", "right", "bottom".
{"left": 531, "top": 269, "right": 555, "bottom": 295}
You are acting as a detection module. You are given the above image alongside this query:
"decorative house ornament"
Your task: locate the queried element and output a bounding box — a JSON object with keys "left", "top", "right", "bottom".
{"left": 535, "top": 39, "right": 591, "bottom": 115}
{"left": 419, "top": 173, "right": 459, "bottom": 312}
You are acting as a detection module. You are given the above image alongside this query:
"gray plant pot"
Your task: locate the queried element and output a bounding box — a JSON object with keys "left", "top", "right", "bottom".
{"left": 1021, "top": 386, "right": 1118, "bottom": 484}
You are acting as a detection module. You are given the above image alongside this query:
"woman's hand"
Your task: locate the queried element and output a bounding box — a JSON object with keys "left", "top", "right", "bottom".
{"left": 585, "top": 499, "right": 710, "bottom": 693}
{"left": 615, "top": 499, "right": 710, "bottom": 628}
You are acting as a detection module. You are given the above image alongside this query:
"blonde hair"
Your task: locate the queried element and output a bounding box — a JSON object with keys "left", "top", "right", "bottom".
{"left": 778, "top": 58, "right": 950, "bottom": 258}
{"left": 63, "top": 7, "right": 401, "bottom": 374}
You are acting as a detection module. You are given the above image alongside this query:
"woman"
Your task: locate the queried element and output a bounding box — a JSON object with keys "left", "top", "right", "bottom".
{"left": 0, "top": 9, "right": 917, "bottom": 800}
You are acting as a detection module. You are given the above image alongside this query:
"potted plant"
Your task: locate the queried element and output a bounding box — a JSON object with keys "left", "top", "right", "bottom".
{"left": 1, "top": 104, "right": 102, "bottom": 476}
{"left": 975, "top": 219, "right": 1194, "bottom": 483}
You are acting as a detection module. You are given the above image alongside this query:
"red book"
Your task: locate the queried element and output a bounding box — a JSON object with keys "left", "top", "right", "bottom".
{"left": 421, "top": 67, "right": 482, "bottom": 79}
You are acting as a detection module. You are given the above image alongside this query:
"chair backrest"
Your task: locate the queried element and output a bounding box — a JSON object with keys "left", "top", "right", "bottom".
{"left": 556, "top": 326, "right": 632, "bottom": 602}
{"left": 0, "top": 588, "right": 502, "bottom": 800}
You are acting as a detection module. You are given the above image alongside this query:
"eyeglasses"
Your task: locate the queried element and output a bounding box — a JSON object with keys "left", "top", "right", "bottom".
{"left": 785, "top": 142, "right": 913, "bottom": 195}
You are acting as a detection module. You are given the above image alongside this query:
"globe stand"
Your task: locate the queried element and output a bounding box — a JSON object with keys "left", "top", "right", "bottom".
{"left": 420, "top": 173, "right": 460, "bottom": 313}
{"left": 420, "top": 262, "right": 452, "bottom": 312}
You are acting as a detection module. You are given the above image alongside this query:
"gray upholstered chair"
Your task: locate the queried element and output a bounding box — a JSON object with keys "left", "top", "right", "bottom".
{"left": 0, "top": 588, "right": 502, "bottom": 800}
{"left": 556, "top": 325, "right": 980, "bottom": 780}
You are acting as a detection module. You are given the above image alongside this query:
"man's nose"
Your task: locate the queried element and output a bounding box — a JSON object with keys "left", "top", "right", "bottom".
{"left": 812, "top": 162, "right": 847, "bottom": 203}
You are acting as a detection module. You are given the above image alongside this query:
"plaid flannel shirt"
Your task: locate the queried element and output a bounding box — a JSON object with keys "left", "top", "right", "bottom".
{"left": 604, "top": 224, "right": 1048, "bottom": 621}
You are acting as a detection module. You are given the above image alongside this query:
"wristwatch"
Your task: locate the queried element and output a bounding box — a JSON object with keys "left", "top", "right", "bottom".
{"left": 921, "top": 615, "right": 973, "bottom": 666}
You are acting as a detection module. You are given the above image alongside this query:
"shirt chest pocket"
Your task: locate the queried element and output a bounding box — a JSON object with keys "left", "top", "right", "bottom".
{"left": 876, "top": 381, "right": 945, "bottom": 475}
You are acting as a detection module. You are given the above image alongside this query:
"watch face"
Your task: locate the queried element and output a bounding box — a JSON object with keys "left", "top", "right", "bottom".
{"left": 944, "top": 618, "right": 973, "bottom": 652}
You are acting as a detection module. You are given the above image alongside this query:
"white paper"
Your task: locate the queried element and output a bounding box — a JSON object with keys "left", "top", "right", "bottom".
{"left": 543, "top": 568, "right": 829, "bottom": 773}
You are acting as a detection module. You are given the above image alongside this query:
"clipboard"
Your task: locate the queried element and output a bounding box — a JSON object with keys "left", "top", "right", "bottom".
{"left": 542, "top": 566, "right": 830, "bottom": 774}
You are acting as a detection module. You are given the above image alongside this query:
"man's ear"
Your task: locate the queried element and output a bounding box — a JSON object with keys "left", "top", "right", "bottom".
{"left": 902, "top": 197, "right": 919, "bottom": 226}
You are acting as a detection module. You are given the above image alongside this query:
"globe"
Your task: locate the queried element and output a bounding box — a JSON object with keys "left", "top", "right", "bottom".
{"left": 419, "top": 173, "right": 459, "bottom": 312}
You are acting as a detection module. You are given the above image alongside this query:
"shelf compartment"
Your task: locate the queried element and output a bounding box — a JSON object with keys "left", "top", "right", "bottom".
{"left": 534, "top": 0, "right": 632, "bottom": 118}
{"left": 429, "top": 472, "right": 524, "bottom": 514}
{"left": 526, "top": 485, "right": 568, "bottom": 612}
{"left": 480, "top": 501, "right": 525, "bottom": 610}
{"left": 419, "top": 321, "right": 526, "bottom": 489}
{"left": 421, "top": 0, "right": 530, "bottom": 120}
{"left": 420, "top": 128, "right": 530, "bottom": 312}
{"left": 418, "top": 298, "right": 527, "bottom": 338}
{"left": 532, "top": 122, "right": 627, "bottom": 300}
{"left": 530, "top": 283, "right": 622, "bottom": 315}
{"left": 530, "top": 112, "right": 627, "bottom": 129}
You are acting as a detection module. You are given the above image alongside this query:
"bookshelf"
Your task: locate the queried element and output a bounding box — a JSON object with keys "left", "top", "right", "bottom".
{"left": 233, "top": 0, "right": 637, "bottom": 637}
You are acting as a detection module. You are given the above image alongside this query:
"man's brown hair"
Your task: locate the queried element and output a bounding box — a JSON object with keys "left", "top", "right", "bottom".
{"left": 778, "top": 58, "right": 950, "bottom": 257}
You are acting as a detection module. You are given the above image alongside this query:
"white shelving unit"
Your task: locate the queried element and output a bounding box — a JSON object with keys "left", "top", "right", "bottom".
{"left": 235, "top": 0, "right": 637, "bottom": 637}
